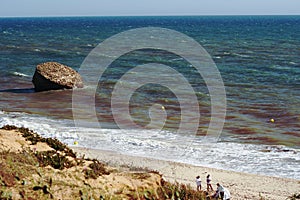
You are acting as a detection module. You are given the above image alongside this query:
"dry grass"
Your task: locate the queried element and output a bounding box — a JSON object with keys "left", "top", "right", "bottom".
{"left": 0, "top": 125, "right": 207, "bottom": 200}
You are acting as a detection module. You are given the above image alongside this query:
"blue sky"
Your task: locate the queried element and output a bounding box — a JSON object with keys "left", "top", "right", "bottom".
{"left": 1, "top": 0, "right": 299, "bottom": 17}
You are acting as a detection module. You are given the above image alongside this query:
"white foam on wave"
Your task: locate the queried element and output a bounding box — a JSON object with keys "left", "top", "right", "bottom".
{"left": 0, "top": 111, "right": 299, "bottom": 180}
{"left": 214, "top": 56, "right": 222, "bottom": 59}
{"left": 289, "top": 61, "right": 297, "bottom": 65}
{"left": 0, "top": 111, "right": 79, "bottom": 144}
{"left": 12, "top": 71, "right": 29, "bottom": 77}
{"left": 232, "top": 53, "right": 251, "bottom": 58}
{"left": 76, "top": 127, "right": 300, "bottom": 179}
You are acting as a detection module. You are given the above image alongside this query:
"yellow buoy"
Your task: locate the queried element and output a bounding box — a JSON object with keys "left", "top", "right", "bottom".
{"left": 74, "top": 141, "right": 78, "bottom": 145}
{"left": 270, "top": 118, "right": 275, "bottom": 123}
{"left": 161, "top": 106, "right": 165, "bottom": 110}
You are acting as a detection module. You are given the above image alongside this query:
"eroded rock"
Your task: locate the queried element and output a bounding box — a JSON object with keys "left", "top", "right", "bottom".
{"left": 32, "top": 62, "right": 83, "bottom": 92}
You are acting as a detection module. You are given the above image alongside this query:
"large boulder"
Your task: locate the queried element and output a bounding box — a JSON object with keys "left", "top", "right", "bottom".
{"left": 32, "top": 62, "right": 84, "bottom": 92}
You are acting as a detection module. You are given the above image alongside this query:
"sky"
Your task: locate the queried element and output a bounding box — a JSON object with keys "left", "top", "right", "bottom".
{"left": 1, "top": 0, "right": 300, "bottom": 17}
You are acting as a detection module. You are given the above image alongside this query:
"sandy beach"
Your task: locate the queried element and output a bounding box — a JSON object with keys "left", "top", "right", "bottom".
{"left": 72, "top": 147, "right": 300, "bottom": 200}
{"left": 0, "top": 127, "right": 299, "bottom": 199}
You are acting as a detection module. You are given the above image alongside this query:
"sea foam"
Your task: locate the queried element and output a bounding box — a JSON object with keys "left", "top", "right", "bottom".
{"left": 0, "top": 111, "right": 299, "bottom": 180}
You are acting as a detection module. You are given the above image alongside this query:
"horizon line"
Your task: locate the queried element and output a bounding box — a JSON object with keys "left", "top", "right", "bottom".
{"left": 1, "top": 14, "right": 300, "bottom": 18}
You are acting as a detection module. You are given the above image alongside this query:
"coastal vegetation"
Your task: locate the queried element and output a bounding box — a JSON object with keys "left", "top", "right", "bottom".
{"left": 0, "top": 125, "right": 206, "bottom": 199}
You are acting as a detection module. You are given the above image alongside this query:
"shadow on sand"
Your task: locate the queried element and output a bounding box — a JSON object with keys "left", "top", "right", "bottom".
{"left": 0, "top": 88, "right": 35, "bottom": 94}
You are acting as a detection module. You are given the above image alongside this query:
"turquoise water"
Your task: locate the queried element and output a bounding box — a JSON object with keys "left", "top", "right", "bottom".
{"left": 0, "top": 16, "right": 299, "bottom": 179}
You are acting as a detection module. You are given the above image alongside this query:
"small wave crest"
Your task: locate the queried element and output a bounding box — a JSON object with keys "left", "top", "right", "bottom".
{"left": 11, "top": 71, "right": 29, "bottom": 77}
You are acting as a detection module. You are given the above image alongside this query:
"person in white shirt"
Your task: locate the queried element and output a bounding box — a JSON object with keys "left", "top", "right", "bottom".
{"left": 195, "top": 175, "right": 202, "bottom": 191}
{"left": 223, "top": 187, "right": 231, "bottom": 200}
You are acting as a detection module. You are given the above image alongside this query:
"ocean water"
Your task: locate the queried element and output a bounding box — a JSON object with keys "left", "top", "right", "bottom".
{"left": 0, "top": 16, "right": 299, "bottom": 179}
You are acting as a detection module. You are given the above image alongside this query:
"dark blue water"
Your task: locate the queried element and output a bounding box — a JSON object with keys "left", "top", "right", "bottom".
{"left": 0, "top": 16, "right": 299, "bottom": 179}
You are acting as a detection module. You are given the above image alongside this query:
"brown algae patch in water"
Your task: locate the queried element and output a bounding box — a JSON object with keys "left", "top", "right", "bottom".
{"left": 282, "top": 132, "right": 300, "bottom": 138}
{"left": 229, "top": 127, "right": 257, "bottom": 135}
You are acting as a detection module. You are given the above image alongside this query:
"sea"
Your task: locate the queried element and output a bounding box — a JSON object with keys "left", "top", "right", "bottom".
{"left": 0, "top": 16, "right": 299, "bottom": 180}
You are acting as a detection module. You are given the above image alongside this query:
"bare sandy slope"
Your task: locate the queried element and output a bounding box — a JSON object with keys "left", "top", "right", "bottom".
{"left": 72, "top": 147, "right": 300, "bottom": 200}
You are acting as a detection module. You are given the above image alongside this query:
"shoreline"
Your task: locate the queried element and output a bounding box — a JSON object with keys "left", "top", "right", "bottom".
{"left": 72, "top": 146, "right": 300, "bottom": 200}
{"left": 0, "top": 126, "right": 299, "bottom": 199}
{"left": 1, "top": 110, "right": 299, "bottom": 180}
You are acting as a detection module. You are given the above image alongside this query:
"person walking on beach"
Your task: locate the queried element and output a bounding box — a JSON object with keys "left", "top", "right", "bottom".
{"left": 206, "top": 174, "right": 213, "bottom": 191}
{"left": 195, "top": 175, "right": 202, "bottom": 191}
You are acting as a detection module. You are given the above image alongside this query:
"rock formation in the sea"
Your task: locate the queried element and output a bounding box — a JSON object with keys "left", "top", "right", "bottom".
{"left": 32, "top": 62, "right": 84, "bottom": 92}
